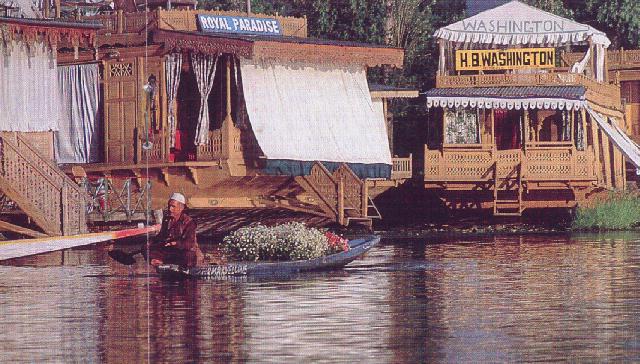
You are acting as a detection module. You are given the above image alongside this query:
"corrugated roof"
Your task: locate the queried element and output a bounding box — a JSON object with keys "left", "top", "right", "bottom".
{"left": 426, "top": 86, "right": 586, "bottom": 100}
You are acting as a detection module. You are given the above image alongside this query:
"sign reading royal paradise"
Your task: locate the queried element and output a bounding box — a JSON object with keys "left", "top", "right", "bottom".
{"left": 455, "top": 48, "right": 555, "bottom": 71}
{"left": 198, "top": 14, "right": 282, "bottom": 36}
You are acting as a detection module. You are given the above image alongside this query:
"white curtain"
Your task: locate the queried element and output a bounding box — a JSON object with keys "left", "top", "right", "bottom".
{"left": 55, "top": 64, "right": 100, "bottom": 163}
{"left": 165, "top": 53, "right": 182, "bottom": 147}
{"left": 570, "top": 47, "right": 591, "bottom": 74}
{"left": 192, "top": 53, "right": 218, "bottom": 146}
{"left": 0, "top": 40, "right": 60, "bottom": 131}
{"left": 587, "top": 107, "right": 640, "bottom": 168}
{"left": 239, "top": 58, "right": 391, "bottom": 165}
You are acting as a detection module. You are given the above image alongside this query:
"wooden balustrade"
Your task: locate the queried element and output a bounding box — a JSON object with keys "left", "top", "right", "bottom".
{"left": 196, "top": 127, "right": 261, "bottom": 162}
{"left": 196, "top": 130, "right": 224, "bottom": 161}
{"left": 306, "top": 162, "right": 338, "bottom": 215}
{"left": 333, "top": 163, "right": 366, "bottom": 216}
{"left": 424, "top": 145, "right": 596, "bottom": 182}
{"left": 137, "top": 130, "right": 166, "bottom": 163}
{"left": 436, "top": 73, "right": 621, "bottom": 110}
{"left": 0, "top": 135, "right": 87, "bottom": 235}
{"left": 565, "top": 49, "right": 640, "bottom": 69}
{"left": 391, "top": 154, "right": 412, "bottom": 180}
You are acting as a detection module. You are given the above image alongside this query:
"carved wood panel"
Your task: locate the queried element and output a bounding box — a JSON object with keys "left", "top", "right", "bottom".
{"left": 104, "top": 59, "right": 138, "bottom": 163}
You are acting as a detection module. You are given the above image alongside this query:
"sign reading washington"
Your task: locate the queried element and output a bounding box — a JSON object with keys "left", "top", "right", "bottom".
{"left": 198, "top": 15, "right": 282, "bottom": 36}
{"left": 455, "top": 48, "right": 555, "bottom": 71}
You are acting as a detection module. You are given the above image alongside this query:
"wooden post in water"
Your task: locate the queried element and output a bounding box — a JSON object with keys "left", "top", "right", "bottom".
{"left": 338, "top": 178, "right": 345, "bottom": 225}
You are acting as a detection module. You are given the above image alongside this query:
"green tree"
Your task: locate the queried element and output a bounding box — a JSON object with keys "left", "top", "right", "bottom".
{"left": 570, "top": 0, "right": 640, "bottom": 48}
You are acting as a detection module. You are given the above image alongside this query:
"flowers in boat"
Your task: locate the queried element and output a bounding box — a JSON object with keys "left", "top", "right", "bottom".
{"left": 223, "top": 222, "right": 349, "bottom": 261}
{"left": 325, "top": 231, "right": 349, "bottom": 253}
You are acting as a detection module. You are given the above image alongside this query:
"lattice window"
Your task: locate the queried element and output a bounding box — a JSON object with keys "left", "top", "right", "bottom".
{"left": 109, "top": 63, "right": 133, "bottom": 77}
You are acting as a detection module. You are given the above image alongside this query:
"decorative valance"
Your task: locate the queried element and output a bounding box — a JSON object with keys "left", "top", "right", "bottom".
{"left": 0, "top": 18, "right": 98, "bottom": 50}
{"left": 426, "top": 86, "right": 586, "bottom": 110}
{"left": 434, "top": 1, "right": 610, "bottom": 48}
{"left": 427, "top": 96, "right": 585, "bottom": 111}
{"left": 153, "top": 29, "right": 404, "bottom": 68}
{"left": 152, "top": 29, "right": 253, "bottom": 57}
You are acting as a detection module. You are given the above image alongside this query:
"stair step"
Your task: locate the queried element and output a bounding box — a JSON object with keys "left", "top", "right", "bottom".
{"left": 493, "top": 212, "right": 522, "bottom": 217}
{"left": 495, "top": 199, "right": 520, "bottom": 204}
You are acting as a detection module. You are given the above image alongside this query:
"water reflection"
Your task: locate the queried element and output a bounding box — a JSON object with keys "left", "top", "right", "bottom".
{"left": 1, "top": 233, "right": 640, "bottom": 362}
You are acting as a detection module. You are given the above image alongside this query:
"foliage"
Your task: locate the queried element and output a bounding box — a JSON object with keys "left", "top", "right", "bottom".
{"left": 223, "top": 222, "right": 343, "bottom": 261}
{"left": 571, "top": 0, "right": 640, "bottom": 49}
{"left": 572, "top": 193, "right": 640, "bottom": 230}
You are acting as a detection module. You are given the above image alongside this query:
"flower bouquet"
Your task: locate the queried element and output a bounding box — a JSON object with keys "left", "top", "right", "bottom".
{"left": 223, "top": 222, "right": 350, "bottom": 261}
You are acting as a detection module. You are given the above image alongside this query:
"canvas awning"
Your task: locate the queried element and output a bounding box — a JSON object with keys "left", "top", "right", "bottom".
{"left": 434, "top": 1, "right": 610, "bottom": 48}
{"left": 426, "top": 86, "right": 586, "bottom": 110}
{"left": 586, "top": 107, "right": 640, "bottom": 168}
{"left": 239, "top": 58, "right": 392, "bottom": 178}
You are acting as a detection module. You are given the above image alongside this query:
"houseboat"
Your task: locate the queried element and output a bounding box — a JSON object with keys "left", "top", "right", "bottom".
{"left": 424, "top": 1, "right": 640, "bottom": 216}
{"left": 44, "top": 3, "right": 408, "bottom": 229}
{"left": 0, "top": 16, "right": 98, "bottom": 236}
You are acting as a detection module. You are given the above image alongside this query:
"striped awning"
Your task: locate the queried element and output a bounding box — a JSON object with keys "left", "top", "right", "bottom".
{"left": 426, "top": 86, "right": 586, "bottom": 110}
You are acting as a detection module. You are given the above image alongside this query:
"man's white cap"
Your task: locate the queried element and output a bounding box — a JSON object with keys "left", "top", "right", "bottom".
{"left": 170, "top": 192, "right": 186, "bottom": 205}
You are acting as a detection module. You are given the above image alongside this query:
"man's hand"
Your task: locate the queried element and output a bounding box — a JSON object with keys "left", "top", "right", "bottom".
{"left": 164, "top": 241, "right": 177, "bottom": 247}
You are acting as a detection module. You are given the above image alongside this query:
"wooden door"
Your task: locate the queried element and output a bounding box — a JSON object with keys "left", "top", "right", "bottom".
{"left": 104, "top": 59, "right": 138, "bottom": 163}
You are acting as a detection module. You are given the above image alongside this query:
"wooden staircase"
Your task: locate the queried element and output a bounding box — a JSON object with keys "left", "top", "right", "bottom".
{"left": 296, "top": 162, "right": 378, "bottom": 227}
{"left": 0, "top": 134, "right": 87, "bottom": 236}
{"left": 493, "top": 159, "right": 523, "bottom": 217}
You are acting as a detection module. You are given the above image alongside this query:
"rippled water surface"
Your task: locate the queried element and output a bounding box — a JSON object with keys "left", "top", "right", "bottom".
{"left": 2, "top": 233, "right": 640, "bottom": 362}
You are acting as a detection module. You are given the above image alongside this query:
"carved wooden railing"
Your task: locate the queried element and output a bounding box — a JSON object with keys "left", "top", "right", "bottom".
{"left": 436, "top": 73, "right": 622, "bottom": 110}
{"left": 391, "top": 154, "right": 412, "bottom": 180}
{"left": 0, "top": 134, "right": 87, "bottom": 235}
{"left": 82, "top": 10, "right": 157, "bottom": 35}
{"left": 523, "top": 146, "right": 594, "bottom": 180}
{"left": 196, "top": 127, "right": 262, "bottom": 162}
{"left": 137, "top": 130, "right": 167, "bottom": 163}
{"left": 304, "top": 162, "right": 338, "bottom": 216}
{"left": 565, "top": 49, "right": 640, "bottom": 70}
{"left": 196, "top": 129, "right": 224, "bottom": 161}
{"left": 424, "top": 145, "right": 596, "bottom": 182}
{"left": 333, "top": 163, "right": 366, "bottom": 216}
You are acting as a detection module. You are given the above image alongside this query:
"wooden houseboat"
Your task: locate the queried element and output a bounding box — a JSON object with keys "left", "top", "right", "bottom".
{"left": 0, "top": 16, "right": 98, "bottom": 236}
{"left": 50, "top": 5, "right": 405, "bottom": 227}
{"left": 424, "top": 1, "right": 640, "bottom": 216}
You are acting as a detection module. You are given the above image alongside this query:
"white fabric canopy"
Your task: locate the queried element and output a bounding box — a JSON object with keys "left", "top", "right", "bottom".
{"left": 586, "top": 107, "right": 640, "bottom": 168}
{"left": 0, "top": 40, "right": 60, "bottom": 131}
{"left": 239, "top": 58, "right": 391, "bottom": 165}
{"left": 55, "top": 64, "right": 100, "bottom": 163}
{"left": 434, "top": 1, "right": 610, "bottom": 48}
{"left": 427, "top": 96, "right": 585, "bottom": 111}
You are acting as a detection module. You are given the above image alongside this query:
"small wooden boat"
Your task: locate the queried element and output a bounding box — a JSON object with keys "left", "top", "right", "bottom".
{"left": 157, "top": 235, "right": 380, "bottom": 279}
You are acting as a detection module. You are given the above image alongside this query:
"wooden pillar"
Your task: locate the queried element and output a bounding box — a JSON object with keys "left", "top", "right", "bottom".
{"left": 222, "top": 54, "right": 234, "bottom": 160}
{"left": 490, "top": 108, "right": 495, "bottom": 149}
{"left": 523, "top": 109, "right": 530, "bottom": 149}
{"left": 44, "top": 0, "right": 50, "bottom": 18}
{"left": 337, "top": 178, "right": 345, "bottom": 225}
{"left": 384, "top": 98, "right": 393, "bottom": 155}
{"left": 54, "top": 0, "right": 61, "bottom": 18}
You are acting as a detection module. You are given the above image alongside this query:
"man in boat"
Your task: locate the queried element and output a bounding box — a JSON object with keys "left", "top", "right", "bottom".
{"left": 145, "top": 192, "right": 204, "bottom": 268}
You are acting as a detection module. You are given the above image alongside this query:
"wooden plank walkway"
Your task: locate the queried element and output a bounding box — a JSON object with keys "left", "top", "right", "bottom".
{"left": 0, "top": 225, "right": 160, "bottom": 261}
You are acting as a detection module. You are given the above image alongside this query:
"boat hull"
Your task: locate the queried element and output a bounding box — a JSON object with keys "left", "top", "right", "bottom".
{"left": 157, "top": 235, "right": 380, "bottom": 278}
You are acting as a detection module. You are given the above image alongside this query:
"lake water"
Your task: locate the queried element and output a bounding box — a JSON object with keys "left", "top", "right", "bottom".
{"left": 1, "top": 233, "right": 640, "bottom": 362}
